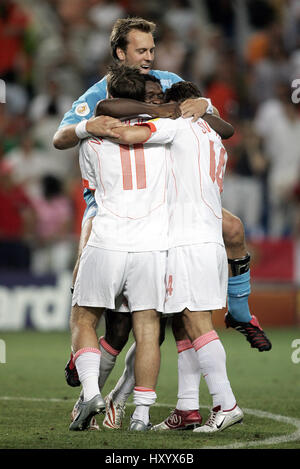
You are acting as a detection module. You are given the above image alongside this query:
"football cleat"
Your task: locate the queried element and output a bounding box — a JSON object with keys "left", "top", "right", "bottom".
{"left": 225, "top": 312, "right": 272, "bottom": 352}
{"left": 193, "top": 405, "right": 243, "bottom": 433}
{"left": 152, "top": 408, "right": 202, "bottom": 431}
{"left": 103, "top": 392, "right": 126, "bottom": 429}
{"left": 71, "top": 395, "right": 100, "bottom": 430}
{"left": 129, "top": 417, "right": 152, "bottom": 431}
{"left": 65, "top": 352, "right": 80, "bottom": 387}
{"left": 69, "top": 394, "right": 105, "bottom": 431}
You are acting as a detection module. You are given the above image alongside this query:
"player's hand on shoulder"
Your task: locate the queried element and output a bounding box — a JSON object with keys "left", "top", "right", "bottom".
{"left": 180, "top": 98, "right": 209, "bottom": 122}
{"left": 155, "top": 102, "right": 181, "bottom": 119}
{"left": 86, "top": 115, "right": 124, "bottom": 138}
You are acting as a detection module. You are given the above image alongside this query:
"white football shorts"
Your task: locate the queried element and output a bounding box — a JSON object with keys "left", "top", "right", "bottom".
{"left": 72, "top": 245, "right": 167, "bottom": 313}
{"left": 164, "top": 243, "right": 228, "bottom": 314}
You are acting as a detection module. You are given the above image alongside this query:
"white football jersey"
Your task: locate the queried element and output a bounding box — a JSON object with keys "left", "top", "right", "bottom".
{"left": 79, "top": 120, "right": 169, "bottom": 252}
{"left": 145, "top": 117, "right": 228, "bottom": 247}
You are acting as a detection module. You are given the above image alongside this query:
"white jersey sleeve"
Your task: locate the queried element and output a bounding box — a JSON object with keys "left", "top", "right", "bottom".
{"left": 79, "top": 140, "right": 97, "bottom": 191}
{"left": 139, "top": 118, "right": 178, "bottom": 144}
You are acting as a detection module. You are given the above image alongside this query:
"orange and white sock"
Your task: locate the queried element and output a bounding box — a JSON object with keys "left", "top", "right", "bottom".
{"left": 176, "top": 339, "right": 201, "bottom": 411}
{"left": 193, "top": 331, "right": 236, "bottom": 411}
{"left": 74, "top": 348, "right": 101, "bottom": 402}
{"left": 132, "top": 386, "right": 157, "bottom": 425}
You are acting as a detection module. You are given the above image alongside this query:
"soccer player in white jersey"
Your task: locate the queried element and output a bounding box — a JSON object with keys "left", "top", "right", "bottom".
{"left": 108, "top": 80, "right": 244, "bottom": 433}
{"left": 69, "top": 68, "right": 172, "bottom": 431}
{"left": 69, "top": 73, "right": 176, "bottom": 431}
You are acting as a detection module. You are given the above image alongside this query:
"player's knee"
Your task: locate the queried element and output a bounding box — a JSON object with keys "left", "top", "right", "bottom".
{"left": 105, "top": 321, "right": 131, "bottom": 350}
{"left": 104, "top": 312, "right": 132, "bottom": 352}
{"left": 106, "top": 331, "right": 130, "bottom": 351}
{"left": 70, "top": 304, "right": 98, "bottom": 330}
{"left": 222, "top": 212, "right": 245, "bottom": 250}
{"left": 133, "top": 311, "right": 161, "bottom": 345}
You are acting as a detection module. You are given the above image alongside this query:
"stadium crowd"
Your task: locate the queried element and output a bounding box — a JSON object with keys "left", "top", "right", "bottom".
{"left": 1, "top": 0, "right": 300, "bottom": 273}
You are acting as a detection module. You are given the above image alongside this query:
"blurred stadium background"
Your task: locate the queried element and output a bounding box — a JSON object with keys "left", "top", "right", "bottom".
{"left": 0, "top": 0, "right": 300, "bottom": 334}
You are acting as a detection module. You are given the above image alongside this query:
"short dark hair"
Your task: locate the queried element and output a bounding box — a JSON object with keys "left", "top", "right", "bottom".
{"left": 165, "top": 82, "right": 202, "bottom": 103}
{"left": 107, "top": 64, "right": 147, "bottom": 101}
{"left": 144, "top": 74, "right": 161, "bottom": 86}
{"left": 110, "top": 17, "right": 156, "bottom": 61}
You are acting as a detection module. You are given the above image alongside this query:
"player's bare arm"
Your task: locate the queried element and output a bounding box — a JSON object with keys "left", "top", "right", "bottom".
{"left": 109, "top": 124, "right": 151, "bottom": 145}
{"left": 53, "top": 115, "right": 124, "bottom": 150}
{"left": 202, "top": 114, "right": 234, "bottom": 139}
{"left": 174, "top": 92, "right": 233, "bottom": 139}
{"left": 95, "top": 98, "right": 181, "bottom": 120}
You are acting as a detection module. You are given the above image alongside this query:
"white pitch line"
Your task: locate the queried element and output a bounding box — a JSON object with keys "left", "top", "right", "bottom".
{"left": 1, "top": 397, "right": 300, "bottom": 448}
{"left": 0, "top": 396, "right": 74, "bottom": 403}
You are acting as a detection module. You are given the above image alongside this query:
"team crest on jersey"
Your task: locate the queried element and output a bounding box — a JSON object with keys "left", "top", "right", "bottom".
{"left": 75, "top": 102, "right": 90, "bottom": 116}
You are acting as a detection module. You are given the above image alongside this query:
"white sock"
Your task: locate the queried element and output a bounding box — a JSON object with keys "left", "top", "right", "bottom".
{"left": 176, "top": 340, "right": 201, "bottom": 411}
{"left": 193, "top": 331, "right": 236, "bottom": 411}
{"left": 132, "top": 387, "right": 157, "bottom": 425}
{"left": 98, "top": 337, "right": 119, "bottom": 390}
{"left": 112, "top": 343, "right": 136, "bottom": 404}
{"left": 74, "top": 348, "right": 101, "bottom": 402}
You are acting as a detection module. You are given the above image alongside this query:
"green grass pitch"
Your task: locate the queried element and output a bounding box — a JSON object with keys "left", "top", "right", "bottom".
{"left": 0, "top": 324, "right": 300, "bottom": 450}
